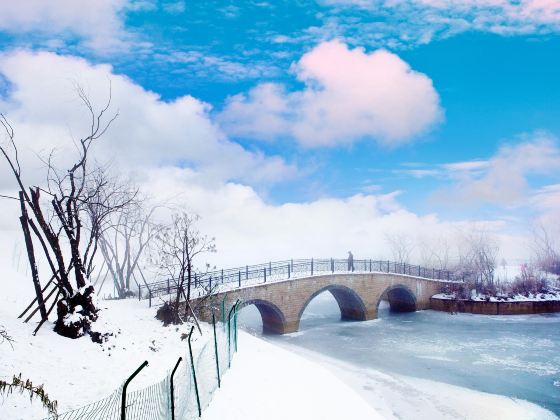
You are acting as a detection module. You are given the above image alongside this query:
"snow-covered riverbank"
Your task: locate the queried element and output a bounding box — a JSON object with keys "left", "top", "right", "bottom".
{"left": 269, "top": 341, "right": 557, "bottom": 420}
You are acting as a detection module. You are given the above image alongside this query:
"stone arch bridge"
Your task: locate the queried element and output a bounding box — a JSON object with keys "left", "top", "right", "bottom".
{"left": 191, "top": 262, "right": 454, "bottom": 334}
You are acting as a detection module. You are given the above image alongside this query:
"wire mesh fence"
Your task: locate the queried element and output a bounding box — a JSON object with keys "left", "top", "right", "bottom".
{"left": 140, "top": 258, "right": 474, "bottom": 306}
{"left": 45, "top": 302, "right": 240, "bottom": 420}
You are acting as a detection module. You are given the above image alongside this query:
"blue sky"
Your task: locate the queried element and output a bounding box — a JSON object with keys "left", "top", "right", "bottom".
{"left": 0, "top": 0, "right": 559, "bottom": 262}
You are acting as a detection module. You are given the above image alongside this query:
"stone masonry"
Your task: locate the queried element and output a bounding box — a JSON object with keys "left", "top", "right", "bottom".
{"left": 192, "top": 273, "right": 448, "bottom": 334}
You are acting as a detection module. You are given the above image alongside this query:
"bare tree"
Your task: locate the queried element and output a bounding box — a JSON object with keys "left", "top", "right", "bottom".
{"left": 155, "top": 212, "right": 216, "bottom": 324}
{"left": 419, "top": 234, "right": 451, "bottom": 271}
{"left": 0, "top": 88, "right": 133, "bottom": 340}
{"left": 384, "top": 233, "right": 414, "bottom": 264}
{"left": 531, "top": 224, "right": 560, "bottom": 276}
{"left": 98, "top": 197, "right": 162, "bottom": 298}
{"left": 455, "top": 227, "right": 499, "bottom": 290}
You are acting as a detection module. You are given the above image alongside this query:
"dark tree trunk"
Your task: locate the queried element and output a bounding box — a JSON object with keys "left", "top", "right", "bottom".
{"left": 19, "top": 191, "right": 47, "bottom": 321}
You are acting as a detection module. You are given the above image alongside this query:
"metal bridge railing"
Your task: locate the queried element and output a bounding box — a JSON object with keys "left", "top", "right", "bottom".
{"left": 139, "top": 258, "right": 474, "bottom": 306}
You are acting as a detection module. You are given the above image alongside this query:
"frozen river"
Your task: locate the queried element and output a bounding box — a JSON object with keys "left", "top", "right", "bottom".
{"left": 238, "top": 292, "right": 560, "bottom": 417}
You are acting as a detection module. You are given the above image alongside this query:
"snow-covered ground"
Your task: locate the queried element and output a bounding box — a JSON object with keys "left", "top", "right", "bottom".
{"left": 433, "top": 291, "right": 560, "bottom": 302}
{"left": 268, "top": 342, "right": 557, "bottom": 420}
{"left": 204, "top": 332, "right": 382, "bottom": 420}
{"left": 0, "top": 267, "right": 211, "bottom": 419}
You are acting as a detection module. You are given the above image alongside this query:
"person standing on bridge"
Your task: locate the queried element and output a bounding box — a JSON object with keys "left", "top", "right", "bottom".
{"left": 348, "top": 251, "right": 354, "bottom": 272}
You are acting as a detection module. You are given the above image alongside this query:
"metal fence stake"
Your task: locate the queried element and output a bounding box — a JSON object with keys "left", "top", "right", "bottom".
{"left": 121, "top": 361, "right": 148, "bottom": 420}
{"left": 212, "top": 313, "right": 221, "bottom": 388}
{"left": 170, "top": 357, "right": 183, "bottom": 420}
{"left": 187, "top": 326, "right": 202, "bottom": 417}
{"left": 227, "top": 300, "right": 240, "bottom": 368}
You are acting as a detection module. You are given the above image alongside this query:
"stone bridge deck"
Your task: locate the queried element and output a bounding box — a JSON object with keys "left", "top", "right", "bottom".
{"left": 193, "top": 272, "right": 451, "bottom": 334}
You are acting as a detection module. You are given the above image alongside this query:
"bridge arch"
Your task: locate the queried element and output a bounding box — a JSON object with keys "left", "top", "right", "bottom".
{"left": 297, "top": 284, "right": 367, "bottom": 328}
{"left": 378, "top": 284, "right": 417, "bottom": 313}
{"left": 240, "top": 299, "right": 287, "bottom": 334}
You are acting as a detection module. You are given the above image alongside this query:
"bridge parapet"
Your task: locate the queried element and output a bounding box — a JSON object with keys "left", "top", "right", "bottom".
{"left": 141, "top": 258, "right": 468, "bottom": 306}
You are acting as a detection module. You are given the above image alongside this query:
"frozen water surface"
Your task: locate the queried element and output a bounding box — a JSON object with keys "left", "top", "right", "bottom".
{"left": 238, "top": 292, "right": 560, "bottom": 416}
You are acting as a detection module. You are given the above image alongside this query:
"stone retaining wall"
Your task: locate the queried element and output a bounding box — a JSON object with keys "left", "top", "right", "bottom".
{"left": 430, "top": 297, "right": 560, "bottom": 315}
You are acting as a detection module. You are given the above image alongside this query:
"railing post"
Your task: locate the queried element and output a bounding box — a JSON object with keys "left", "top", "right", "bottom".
{"left": 187, "top": 326, "right": 202, "bottom": 418}
{"left": 246, "top": 265, "right": 248, "bottom": 280}
{"left": 291, "top": 259, "right": 293, "bottom": 272}
{"left": 331, "top": 258, "right": 334, "bottom": 273}
{"left": 209, "top": 275, "right": 212, "bottom": 290}
{"left": 269, "top": 261, "right": 272, "bottom": 276}
{"left": 221, "top": 269, "right": 224, "bottom": 284}
{"left": 121, "top": 361, "right": 148, "bottom": 420}
{"left": 212, "top": 313, "right": 221, "bottom": 388}
{"left": 432, "top": 268, "right": 435, "bottom": 279}
{"left": 263, "top": 267, "right": 266, "bottom": 283}
{"left": 311, "top": 258, "right": 314, "bottom": 276}
{"left": 149, "top": 290, "right": 152, "bottom": 308}
{"left": 447, "top": 271, "right": 450, "bottom": 281}
{"left": 238, "top": 270, "right": 241, "bottom": 287}
{"left": 288, "top": 264, "right": 291, "bottom": 279}
{"left": 369, "top": 259, "right": 372, "bottom": 272}
{"left": 170, "top": 357, "right": 182, "bottom": 420}
{"left": 167, "top": 278, "right": 170, "bottom": 294}
{"left": 387, "top": 260, "right": 390, "bottom": 273}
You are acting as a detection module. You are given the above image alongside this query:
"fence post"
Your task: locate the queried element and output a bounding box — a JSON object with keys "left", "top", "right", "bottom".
{"left": 238, "top": 271, "right": 241, "bottom": 287}
{"left": 227, "top": 300, "right": 240, "bottom": 368}
{"left": 432, "top": 268, "right": 435, "bottom": 279}
{"left": 121, "top": 361, "right": 148, "bottom": 420}
{"left": 221, "top": 294, "right": 227, "bottom": 325}
{"left": 269, "top": 262, "right": 272, "bottom": 276}
{"left": 170, "top": 357, "right": 182, "bottom": 420}
{"left": 447, "top": 271, "right": 450, "bottom": 281}
{"left": 149, "top": 290, "right": 152, "bottom": 308}
{"left": 212, "top": 313, "right": 221, "bottom": 388}
{"left": 209, "top": 275, "right": 212, "bottom": 290}
{"left": 263, "top": 268, "right": 266, "bottom": 283}
{"left": 291, "top": 259, "right": 293, "bottom": 272}
{"left": 221, "top": 269, "right": 224, "bottom": 284}
{"left": 331, "top": 258, "right": 334, "bottom": 273}
{"left": 234, "top": 301, "right": 240, "bottom": 352}
{"left": 246, "top": 265, "right": 248, "bottom": 280}
{"left": 187, "top": 326, "right": 202, "bottom": 418}
{"left": 387, "top": 261, "right": 390, "bottom": 273}
{"left": 167, "top": 278, "right": 170, "bottom": 294}
{"left": 288, "top": 264, "right": 291, "bottom": 279}
{"left": 369, "top": 259, "right": 372, "bottom": 272}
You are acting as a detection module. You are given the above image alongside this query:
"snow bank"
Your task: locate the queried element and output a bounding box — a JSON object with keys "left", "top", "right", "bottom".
{"left": 203, "top": 331, "right": 383, "bottom": 420}
{"left": 273, "top": 343, "right": 558, "bottom": 420}
{"left": 0, "top": 267, "right": 211, "bottom": 419}
{"left": 433, "top": 292, "right": 560, "bottom": 302}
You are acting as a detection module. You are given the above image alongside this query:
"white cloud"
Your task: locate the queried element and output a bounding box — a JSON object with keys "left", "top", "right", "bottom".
{"left": 140, "top": 166, "right": 507, "bottom": 267}
{"left": 438, "top": 132, "right": 560, "bottom": 205}
{"left": 219, "top": 40, "right": 442, "bottom": 148}
{"left": 315, "top": 0, "right": 560, "bottom": 48}
{"left": 0, "top": 50, "right": 296, "bottom": 190}
{"left": 0, "top": 0, "right": 130, "bottom": 52}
